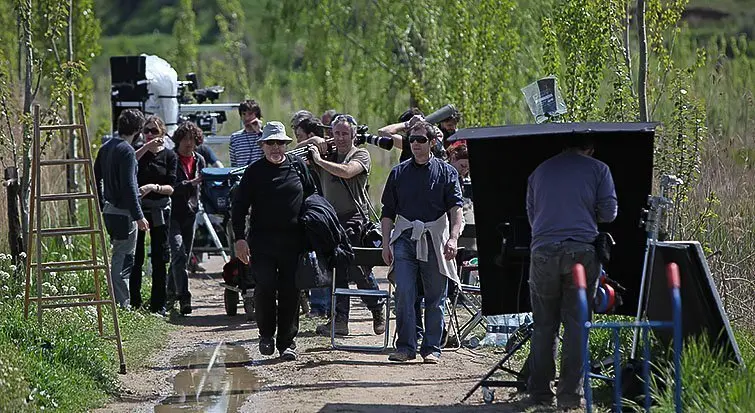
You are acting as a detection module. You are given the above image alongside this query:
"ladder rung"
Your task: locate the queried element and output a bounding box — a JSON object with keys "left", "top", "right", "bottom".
{"left": 41, "top": 300, "right": 113, "bottom": 309}
{"left": 34, "top": 294, "right": 97, "bottom": 301}
{"left": 40, "top": 192, "right": 95, "bottom": 201}
{"left": 41, "top": 263, "right": 107, "bottom": 273}
{"left": 39, "top": 123, "right": 84, "bottom": 131}
{"left": 42, "top": 259, "right": 96, "bottom": 268}
{"left": 39, "top": 227, "right": 99, "bottom": 237}
{"left": 40, "top": 158, "right": 91, "bottom": 166}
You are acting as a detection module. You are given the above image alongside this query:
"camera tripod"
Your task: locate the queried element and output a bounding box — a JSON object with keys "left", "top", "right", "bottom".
{"left": 630, "top": 174, "right": 683, "bottom": 359}
{"left": 461, "top": 321, "right": 534, "bottom": 403}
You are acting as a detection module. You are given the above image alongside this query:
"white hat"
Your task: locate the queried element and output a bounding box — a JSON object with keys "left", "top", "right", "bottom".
{"left": 259, "top": 121, "right": 293, "bottom": 144}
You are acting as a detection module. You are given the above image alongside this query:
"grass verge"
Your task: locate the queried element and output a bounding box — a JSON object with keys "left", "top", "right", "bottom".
{"left": 0, "top": 301, "right": 174, "bottom": 412}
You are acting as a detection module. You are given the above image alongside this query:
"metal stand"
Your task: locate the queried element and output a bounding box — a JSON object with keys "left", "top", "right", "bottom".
{"left": 460, "top": 321, "right": 534, "bottom": 403}
{"left": 191, "top": 199, "right": 230, "bottom": 264}
{"left": 630, "top": 175, "right": 682, "bottom": 359}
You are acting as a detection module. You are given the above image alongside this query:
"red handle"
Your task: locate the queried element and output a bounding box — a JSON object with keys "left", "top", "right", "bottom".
{"left": 572, "top": 263, "right": 587, "bottom": 289}
{"left": 666, "top": 262, "right": 681, "bottom": 289}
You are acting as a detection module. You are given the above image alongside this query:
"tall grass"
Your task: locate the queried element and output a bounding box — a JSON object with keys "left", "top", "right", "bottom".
{"left": 649, "top": 332, "right": 755, "bottom": 412}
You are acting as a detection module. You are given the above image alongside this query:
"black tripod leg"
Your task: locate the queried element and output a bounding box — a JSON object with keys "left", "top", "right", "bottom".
{"left": 461, "top": 327, "right": 532, "bottom": 403}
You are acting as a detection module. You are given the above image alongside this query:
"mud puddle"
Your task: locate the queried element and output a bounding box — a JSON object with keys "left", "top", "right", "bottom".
{"left": 154, "top": 341, "right": 261, "bottom": 412}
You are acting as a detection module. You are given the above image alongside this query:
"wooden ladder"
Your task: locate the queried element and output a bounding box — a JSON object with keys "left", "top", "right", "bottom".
{"left": 23, "top": 103, "right": 127, "bottom": 374}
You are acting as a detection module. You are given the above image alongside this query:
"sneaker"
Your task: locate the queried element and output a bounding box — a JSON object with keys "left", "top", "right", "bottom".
{"left": 150, "top": 307, "right": 167, "bottom": 317}
{"left": 388, "top": 352, "right": 416, "bottom": 362}
{"left": 372, "top": 309, "right": 386, "bottom": 335}
{"left": 259, "top": 337, "right": 275, "bottom": 356}
{"left": 422, "top": 353, "right": 440, "bottom": 364}
{"left": 279, "top": 347, "right": 297, "bottom": 361}
{"left": 316, "top": 320, "right": 349, "bottom": 336}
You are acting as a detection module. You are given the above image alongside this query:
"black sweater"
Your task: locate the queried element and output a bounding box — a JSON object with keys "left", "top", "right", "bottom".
{"left": 94, "top": 137, "right": 143, "bottom": 220}
{"left": 231, "top": 155, "right": 317, "bottom": 252}
{"left": 137, "top": 149, "right": 177, "bottom": 201}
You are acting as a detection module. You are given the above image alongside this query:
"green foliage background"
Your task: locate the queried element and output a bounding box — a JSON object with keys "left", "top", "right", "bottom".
{"left": 0, "top": 0, "right": 754, "bottom": 410}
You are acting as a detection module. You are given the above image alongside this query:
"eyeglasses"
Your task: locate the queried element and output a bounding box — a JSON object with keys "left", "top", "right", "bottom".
{"left": 408, "top": 135, "right": 429, "bottom": 144}
{"left": 264, "top": 140, "right": 287, "bottom": 146}
{"left": 330, "top": 114, "right": 357, "bottom": 127}
{"left": 143, "top": 127, "right": 159, "bottom": 135}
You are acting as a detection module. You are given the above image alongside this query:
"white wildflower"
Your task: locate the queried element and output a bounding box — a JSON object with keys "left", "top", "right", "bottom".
{"left": 0, "top": 271, "right": 9, "bottom": 281}
{"left": 9, "top": 264, "right": 17, "bottom": 272}
{"left": 50, "top": 286, "right": 58, "bottom": 295}
{"left": 0, "top": 253, "right": 7, "bottom": 261}
{"left": 1, "top": 285, "right": 8, "bottom": 292}
{"left": 61, "top": 285, "right": 69, "bottom": 294}
{"left": 19, "top": 252, "right": 27, "bottom": 259}
{"left": 69, "top": 286, "right": 76, "bottom": 294}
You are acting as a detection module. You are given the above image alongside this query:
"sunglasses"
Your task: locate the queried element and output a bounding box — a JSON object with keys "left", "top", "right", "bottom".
{"left": 143, "top": 127, "right": 159, "bottom": 135}
{"left": 408, "top": 135, "right": 429, "bottom": 144}
{"left": 264, "top": 140, "right": 287, "bottom": 146}
{"left": 330, "top": 114, "right": 357, "bottom": 127}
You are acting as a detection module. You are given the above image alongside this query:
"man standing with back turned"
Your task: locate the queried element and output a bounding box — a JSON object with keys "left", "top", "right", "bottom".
{"left": 525, "top": 136, "right": 618, "bottom": 409}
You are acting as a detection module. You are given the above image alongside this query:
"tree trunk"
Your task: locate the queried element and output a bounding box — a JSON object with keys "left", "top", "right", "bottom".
{"left": 637, "top": 0, "right": 649, "bottom": 122}
{"left": 20, "top": 0, "right": 33, "bottom": 249}
{"left": 4, "top": 167, "right": 24, "bottom": 261}
{"left": 66, "top": 0, "right": 78, "bottom": 225}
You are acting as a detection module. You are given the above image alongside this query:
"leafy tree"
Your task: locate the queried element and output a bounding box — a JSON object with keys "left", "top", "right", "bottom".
{"left": 172, "top": 0, "right": 199, "bottom": 76}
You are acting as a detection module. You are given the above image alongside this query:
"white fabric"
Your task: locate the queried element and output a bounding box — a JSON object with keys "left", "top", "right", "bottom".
{"left": 387, "top": 214, "right": 459, "bottom": 285}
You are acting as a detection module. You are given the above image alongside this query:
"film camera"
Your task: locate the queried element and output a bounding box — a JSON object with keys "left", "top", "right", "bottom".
{"left": 108, "top": 55, "right": 230, "bottom": 136}
{"left": 176, "top": 73, "right": 228, "bottom": 135}
{"left": 354, "top": 125, "right": 394, "bottom": 150}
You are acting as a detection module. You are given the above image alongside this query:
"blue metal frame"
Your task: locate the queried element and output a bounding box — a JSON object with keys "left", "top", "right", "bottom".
{"left": 575, "top": 263, "right": 682, "bottom": 413}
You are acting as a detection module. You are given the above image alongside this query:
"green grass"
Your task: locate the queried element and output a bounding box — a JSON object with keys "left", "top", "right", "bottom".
{"left": 0, "top": 239, "right": 174, "bottom": 412}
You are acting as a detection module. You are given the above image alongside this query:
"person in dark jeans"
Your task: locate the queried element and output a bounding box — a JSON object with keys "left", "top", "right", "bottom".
{"left": 168, "top": 122, "right": 206, "bottom": 315}
{"left": 380, "top": 120, "right": 464, "bottom": 364}
{"left": 129, "top": 115, "right": 177, "bottom": 315}
{"left": 525, "top": 136, "right": 618, "bottom": 409}
{"left": 94, "top": 109, "right": 150, "bottom": 309}
{"left": 232, "top": 121, "right": 317, "bottom": 361}
{"left": 305, "top": 114, "right": 386, "bottom": 337}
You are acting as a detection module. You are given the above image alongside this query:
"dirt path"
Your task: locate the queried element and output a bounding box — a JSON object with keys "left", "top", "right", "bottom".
{"left": 97, "top": 256, "right": 534, "bottom": 413}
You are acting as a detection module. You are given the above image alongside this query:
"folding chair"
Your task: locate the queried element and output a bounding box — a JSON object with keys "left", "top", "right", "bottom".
{"left": 330, "top": 247, "right": 392, "bottom": 352}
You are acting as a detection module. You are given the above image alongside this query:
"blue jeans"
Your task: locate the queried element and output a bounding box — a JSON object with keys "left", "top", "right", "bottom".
{"left": 393, "top": 231, "right": 448, "bottom": 358}
{"left": 308, "top": 286, "right": 331, "bottom": 314}
{"left": 104, "top": 214, "right": 137, "bottom": 308}
{"left": 528, "top": 241, "right": 600, "bottom": 405}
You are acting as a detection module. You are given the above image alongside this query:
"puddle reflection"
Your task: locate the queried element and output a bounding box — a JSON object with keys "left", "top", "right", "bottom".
{"left": 155, "top": 342, "right": 262, "bottom": 412}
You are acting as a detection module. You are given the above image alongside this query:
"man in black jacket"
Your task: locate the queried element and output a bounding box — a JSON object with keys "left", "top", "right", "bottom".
{"left": 232, "top": 121, "right": 317, "bottom": 361}
{"left": 94, "top": 109, "right": 149, "bottom": 309}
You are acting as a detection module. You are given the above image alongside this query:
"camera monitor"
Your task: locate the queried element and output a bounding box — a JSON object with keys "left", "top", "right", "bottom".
{"left": 448, "top": 122, "right": 657, "bottom": 316}
{"left": 648, "top": 241, "right": 742, "bottom": 365}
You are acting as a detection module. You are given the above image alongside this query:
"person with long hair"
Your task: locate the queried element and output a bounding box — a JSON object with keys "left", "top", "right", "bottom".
{"left": 129, "top": 115, "right": 176, "bottom": 315}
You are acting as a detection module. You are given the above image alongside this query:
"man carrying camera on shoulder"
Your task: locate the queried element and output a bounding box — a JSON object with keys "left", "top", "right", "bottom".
{"left": 304, "top": 114, "right": 387, "bottom": 337}
{"left": 380, "top": 120, "right": 463, "bottom": 364}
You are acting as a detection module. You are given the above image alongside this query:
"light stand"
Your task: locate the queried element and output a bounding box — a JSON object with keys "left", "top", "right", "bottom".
{"left": 630, "top": 174, "right": 683, "bottom": 359}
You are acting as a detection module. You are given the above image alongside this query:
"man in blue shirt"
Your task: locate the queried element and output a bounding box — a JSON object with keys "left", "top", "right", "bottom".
{"left": 525, "top": 136, "right": 618, "bottom": 409}
{"left": 94, "top": 109, "right": 150, "bottom": 309}
{"left": 229, "top": 100, "right": 265, "bottom": 167}
{"left": 381, "top": 119, "right": 464, "bottom": 364}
